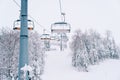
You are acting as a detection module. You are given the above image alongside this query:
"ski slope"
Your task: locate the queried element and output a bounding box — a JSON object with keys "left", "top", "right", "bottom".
{"left": 41, "top": 49, "right": 120, "bottom": 80}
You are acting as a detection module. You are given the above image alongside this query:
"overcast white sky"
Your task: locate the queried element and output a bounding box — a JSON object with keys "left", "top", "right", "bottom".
{"left": 0, "top": 0, "right": 120, "bottom": 43}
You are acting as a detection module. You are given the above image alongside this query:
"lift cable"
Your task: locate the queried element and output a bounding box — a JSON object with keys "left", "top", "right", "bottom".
{"left": 13, "top": 0, "right": 20, "bottom": 7}
{"left": 28, "top": 15, "right": 45, "bottom": 28}
{"left": 12, "top": 0, "right": 46, "bottom": 29}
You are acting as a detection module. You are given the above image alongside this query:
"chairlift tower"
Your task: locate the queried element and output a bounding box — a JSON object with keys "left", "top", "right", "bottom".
{"left": 18, "top": 0, "right": 29, "bottom": 80}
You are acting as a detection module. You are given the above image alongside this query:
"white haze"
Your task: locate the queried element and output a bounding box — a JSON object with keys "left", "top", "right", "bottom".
{"left": 0, "top": 0, "right": 120, "bottom": 43}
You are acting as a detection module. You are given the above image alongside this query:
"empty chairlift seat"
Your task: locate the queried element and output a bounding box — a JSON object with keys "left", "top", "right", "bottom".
{"left": 51, "top": 22, "right": 71, "bottom": 33}
{"left": 40, "top": 34, "right": 51, "bottom": 40}
{"left": 13, "top": 19, "right": 34, "bottom": 30}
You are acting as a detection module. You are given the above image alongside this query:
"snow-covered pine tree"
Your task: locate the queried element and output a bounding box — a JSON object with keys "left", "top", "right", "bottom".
{"left": 103, "top": 31, "right": 119, "bottom": 59}
{"left": 70, "top": 30, "right": 89, "bottom": 71}
{"left": 88, "top": 30, "right": 101, "bottom": 65}
{"left": 70, "top": 30, "right": 83, "bottom": 67}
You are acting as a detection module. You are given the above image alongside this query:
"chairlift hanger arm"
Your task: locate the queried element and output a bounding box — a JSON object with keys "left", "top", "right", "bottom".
{"left": 59, "top": 0, "right": 66, "bottom": 22}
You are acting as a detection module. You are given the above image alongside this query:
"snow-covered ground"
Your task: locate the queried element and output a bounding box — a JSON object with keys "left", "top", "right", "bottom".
{"left": 41, "top": 48, "right": 120, "bottom": 80}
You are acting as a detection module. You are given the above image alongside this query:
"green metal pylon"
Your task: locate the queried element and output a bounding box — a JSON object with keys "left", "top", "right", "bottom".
{"left": 18, "top": 0, "right": 29, "bottom": 80}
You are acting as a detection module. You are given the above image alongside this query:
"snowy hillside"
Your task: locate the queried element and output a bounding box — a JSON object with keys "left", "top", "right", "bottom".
{"left": 41, "top": 49, "right": 120, "bottom": 80}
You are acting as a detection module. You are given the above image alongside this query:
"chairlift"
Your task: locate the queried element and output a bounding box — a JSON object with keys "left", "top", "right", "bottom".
{"left": 40, "top": 33, "right": 51, "bottom": 50}
{"left": 51, "top": 0, "right": 71, "bottom": 34}
{"left": 40, "top": 34, "right": 51, "bottom": 40}
{"left": 13, "top": 19, "right": 34, "bottom": 30}
{"left": 51, "top": 9, "right": 71, "bottom": 33}
{"left": 50, "top": 0, "right": 70, "bottom": 51}
{"left": 51, "top": 21, "right": 71, "bottom": 33}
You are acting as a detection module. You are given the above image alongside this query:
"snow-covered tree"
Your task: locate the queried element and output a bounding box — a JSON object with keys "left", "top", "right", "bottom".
{"left": 103, "top": 31, "right": 119, "bottom": 59}
{"left": 28, "top": 31, "right": 45, "bottom": 80}
{"left": 70, "top": 30, "right": 89, "bottom": 71}
{"left": 0, "top": 28, "right": 19, "bottom": 79}
{"left": 87, "top": 30, "right": 102, "bottom": 64}
{"left": 70, "top": 29, "right": 120, "bottom": 72}
{"left": 0, "top": 28, "right": 45, "bottom": 80}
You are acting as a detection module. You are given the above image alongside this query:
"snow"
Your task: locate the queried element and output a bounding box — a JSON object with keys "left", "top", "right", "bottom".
{"left": 21, "top": 64, "right": 33, "bottom": 72}
{"left": 41, "top": 48, "right": 120, "bottom": 80}
{"left": 21, "top": 64, "right": 33, "bottom": 78}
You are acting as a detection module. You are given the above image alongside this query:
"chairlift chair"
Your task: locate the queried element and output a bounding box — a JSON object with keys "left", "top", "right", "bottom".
{"left": 51, "top": 21, "right": 71, "bottom": 33}
{"left": 13, "top": 19, "right": 34, "bottom": 30}
{"left": 27, "top": 20, "right": 34, "bottom": 30}
{"left": 40, "top": 34, "right": 51, "bottom": 40}
{"left": 13, "top": 19, "right": 21, "bottom": 30}
{"left": 40, "top": 34, "right": 51, "bottom": 50}
{"left": 50, "top": 0, "right": 71, "bottom": 51}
